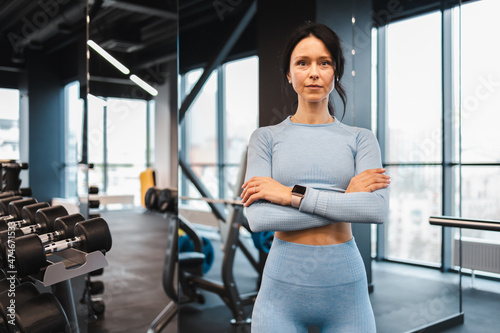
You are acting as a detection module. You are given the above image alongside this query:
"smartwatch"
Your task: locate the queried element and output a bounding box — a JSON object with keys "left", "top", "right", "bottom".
{"left": 291, "top": 185, "right": 307, "bottom": 208}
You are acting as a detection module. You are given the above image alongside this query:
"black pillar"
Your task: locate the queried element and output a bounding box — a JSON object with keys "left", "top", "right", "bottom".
{"left": 257, "top": 0, "right": 374, "bottom": 288}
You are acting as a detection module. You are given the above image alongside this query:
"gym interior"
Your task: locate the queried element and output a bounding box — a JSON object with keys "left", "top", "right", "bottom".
{"left": 0, "top": 0, "right": 499, "bottom": 332}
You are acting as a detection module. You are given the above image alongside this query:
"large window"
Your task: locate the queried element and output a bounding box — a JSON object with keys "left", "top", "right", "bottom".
{"left": 385, "top": 11, "right": 443, "bottom": 264}
{"left": 380, "top": 0, "right": 500, "bottom": 274}
{"left": 64, "top": 82, "right": 84, "bottom": 198}
{"left": 458, "top": 0, "right": 500, "bottom": 244}
{"left": 180, "top": 56, "right": 259, "bottom": 210}
{"left": 88, "top": 96, "right": 153, "bottom": 206}
{"left": 0, "top": 88, "right": 20, "bottom": 160}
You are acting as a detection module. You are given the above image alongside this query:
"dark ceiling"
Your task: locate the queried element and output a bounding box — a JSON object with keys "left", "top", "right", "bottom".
{"left": 0, "top": 0, "right": 475, "bottom": 96}
{"left": 0, "top": 0, "right": 257, "bottom": 97}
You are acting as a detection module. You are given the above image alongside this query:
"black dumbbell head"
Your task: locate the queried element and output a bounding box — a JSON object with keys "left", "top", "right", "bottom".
{"left": 35, "top": 205, "right": 69, "bottom": 232}
{"left": 0, "top": 193, "right": 15, "bottom": 200}
{"left": 88, "top": 200, "right": 100, "bottom": 209}
{"left": 13, "top": 234, "right": 47, "bottom": 278}
{"left": 0, "top": 282, "right": 40, "bottom": 333}
{"left": 53, "top": 213, "right": 86, "bottom": 239}
{"left": 0, "top": 277, "right": 18, "bottom": 294}
{"left": 0, "top": 196, "right": 22, "bottom": 216}
{"left": 8, "top": 198, "right": 37, "bottom": 220}
{"left": 0, "top": 228, "right": 25, "bottom": 268}
{"left": 88, "top": 186, "right": 99, "bottom": 195}
{"left": 74, "top": 218, "right": 112, "bottom": 253}
{"left": 19, "top": 187, "right": 32, "bottom": 197}
{"left": 21, "top": 202, "right": 50, "bottom": 225}
{"left": 15, "top": 293, "right": 69, "bottom": 333}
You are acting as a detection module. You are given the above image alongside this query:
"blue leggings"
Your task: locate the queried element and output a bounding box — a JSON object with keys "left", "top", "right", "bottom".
{"left": 251, "top": 237, "right": 376, "bottom": 333}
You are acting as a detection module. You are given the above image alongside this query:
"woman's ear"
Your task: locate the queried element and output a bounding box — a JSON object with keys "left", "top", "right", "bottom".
{"left": 287, "top": 73, "right": 292, "bottom": 84}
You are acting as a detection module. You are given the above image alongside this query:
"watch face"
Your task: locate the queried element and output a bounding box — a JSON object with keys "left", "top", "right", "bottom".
{"left": 292, "top": 185, "right": 307, "bottom": 195}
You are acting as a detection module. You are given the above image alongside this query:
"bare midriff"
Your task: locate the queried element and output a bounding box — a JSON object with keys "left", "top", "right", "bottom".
{"left": 275, "top": 222, "right": 353, "bottom": 245}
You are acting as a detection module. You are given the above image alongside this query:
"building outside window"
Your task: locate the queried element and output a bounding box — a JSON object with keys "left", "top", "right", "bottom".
{"left": 180, "top": 56, "right": 259, "bottom": 211}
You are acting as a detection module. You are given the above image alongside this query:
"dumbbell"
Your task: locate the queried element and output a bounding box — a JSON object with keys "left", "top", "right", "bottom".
{"left": 0, "top": 204, "right": 67, "bottom": 237}
{"left": 0, "top": 213, "right": 87, "bottom": 269}
{"left": 0, "top": 198, "right": 38, "bottom": 225}
{"left": 0, "top": 196, "right": 24, "bottom": 216}
{"left": 0, "top": 204, "right": 66, "bottom": 266}
{"left": 89, "top": 186, "right": 99, "bottom": 195}
{"left": 0, "top": 282, "right": 39, "bottom": 332}
{"left": 0, "top": 276, "right": 18, "bottom": 294}
{"left": 14, "top": 217, "right": 112, "bottom": 277}
{"left": 0, "top": 202, "right": 50, "bottom": 233}
{"left": 14, "top": 293, "right": 69, "bottom": 333}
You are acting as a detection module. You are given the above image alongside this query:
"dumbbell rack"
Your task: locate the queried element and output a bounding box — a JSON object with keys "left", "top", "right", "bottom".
{"left": 35, "top": 248, "right": 109, "bottom": 333}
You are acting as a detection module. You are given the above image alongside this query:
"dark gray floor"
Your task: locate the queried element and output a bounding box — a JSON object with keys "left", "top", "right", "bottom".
{"left": 87, "top": 209, "right": 176, "bottom": 333}
{"left": 88, "top": 209, "right": 500, "bottom": 333}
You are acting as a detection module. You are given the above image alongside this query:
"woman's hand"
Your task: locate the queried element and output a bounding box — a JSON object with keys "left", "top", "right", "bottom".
{"left": 346, "top": 168, "right": 390, "bottom": 193}
{"left": 241, "top": 177, "right": 292, "bottom": 207}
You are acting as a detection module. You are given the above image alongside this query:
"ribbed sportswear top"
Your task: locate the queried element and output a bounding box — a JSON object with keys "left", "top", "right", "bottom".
{"left": 244, "top": 116, "right": 389, "bottom": 233}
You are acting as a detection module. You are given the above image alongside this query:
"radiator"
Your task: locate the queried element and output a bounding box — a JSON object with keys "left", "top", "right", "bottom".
{"left": 453, "top": 238, "right": 500, "bottom": 274}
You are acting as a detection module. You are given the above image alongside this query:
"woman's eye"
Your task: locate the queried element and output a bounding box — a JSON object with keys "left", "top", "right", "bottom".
{"left": 320, "top": 61, "right": 331, "bottom": 66}
{"left": 298, "top": 61, "right": 307, "bottom": 66}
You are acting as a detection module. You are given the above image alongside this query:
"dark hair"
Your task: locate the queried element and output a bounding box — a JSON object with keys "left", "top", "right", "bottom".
{"left": 281, "top": 22, "right": 347, "bottom": 120}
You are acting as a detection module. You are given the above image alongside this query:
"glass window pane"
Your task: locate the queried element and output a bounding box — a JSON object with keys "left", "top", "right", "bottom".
{"left": 224, "top": 56, "right": 259, "bottom": 165}
{"left": 180, "top": 165, "right": 219, "bottom": 211}
{"left": 460, "top": 166, "right": 500, "bottom": 242}
{"left": 64, "top": 82, "right": 83, "bottom": 198}
{"left": 185, "top": 70, "right": 217, "bottom": 165}
{"left": 106, "top": 98, "right": 147, "bottom": 205}
{"left": 386, "top": 12, "right": 442, "bottom": 163}
{"left": 0, "top": 88, "right": 20, "bottom": 160}
{"left": 385, "top": 166, "right": 442, "bottom": 264}
{"left": 88, "top": 95, "right": 105, "bottom": 193}
{"left": 460, "top": 0, "right": 500, "bottom": 163}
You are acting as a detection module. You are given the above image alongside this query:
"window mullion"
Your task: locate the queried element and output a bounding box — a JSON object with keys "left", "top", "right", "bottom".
{"left": 377, "top": 25, "right": 387, "bottom": 261}
{"left": 217, "top": 66, "right": 226, "bottom": 199}
{"left": 442, "top": 4, "right": 454, "bottom": 272}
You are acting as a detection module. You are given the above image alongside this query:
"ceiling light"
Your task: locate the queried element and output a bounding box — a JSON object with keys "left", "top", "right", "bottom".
{"left": 130, "top": 74, "right": 158, "bottom": 96}
{"left": 87, "top": 39, "right": 130, "bottom": 75}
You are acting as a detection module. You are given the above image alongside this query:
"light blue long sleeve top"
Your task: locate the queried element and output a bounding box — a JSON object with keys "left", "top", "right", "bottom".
{"left": 244, "top": 116, "right": 389, "bottom": 233}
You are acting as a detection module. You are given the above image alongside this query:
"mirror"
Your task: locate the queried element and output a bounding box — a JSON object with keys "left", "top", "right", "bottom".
{"left": 86, "top": 0, "right": 178, "bottom": 331}
{"left": 175, "top": 0, "right": 500, "bottom": 332}
{"left": 0, "top": 0, "right": 88, "bottom": 204}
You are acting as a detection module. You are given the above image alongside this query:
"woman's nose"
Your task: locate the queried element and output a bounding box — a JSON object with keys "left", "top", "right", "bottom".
{"left": 309, "top": 64, "right": 319, "bottom": 79}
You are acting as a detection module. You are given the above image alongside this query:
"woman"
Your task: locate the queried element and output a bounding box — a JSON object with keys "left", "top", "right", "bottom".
{"left": 241, "top": 22, "right": 390, "bottom": 332}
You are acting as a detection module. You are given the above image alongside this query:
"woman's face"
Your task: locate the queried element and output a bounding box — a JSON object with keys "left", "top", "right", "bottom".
{"left": 287, "top": 35, "right": 335, "bottom": 105}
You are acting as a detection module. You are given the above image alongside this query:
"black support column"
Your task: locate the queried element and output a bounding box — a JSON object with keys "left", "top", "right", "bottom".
{"left": 257, "top": 0, "right": 375, "bottom": 288}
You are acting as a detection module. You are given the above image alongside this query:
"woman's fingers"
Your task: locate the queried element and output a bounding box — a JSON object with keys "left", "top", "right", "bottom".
{"left": 240, "top": 177, "right": 293, "bottom": 206}
{"left": 346, "top": 168, "right": 390, "bottom": 193}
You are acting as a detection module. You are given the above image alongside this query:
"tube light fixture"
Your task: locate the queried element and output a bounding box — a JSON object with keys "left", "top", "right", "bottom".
{"left": 130, "top": 74, "right": 158, "bottom": 96}
{"left": 87, "top": 40, "right": 130, "bottom": 75}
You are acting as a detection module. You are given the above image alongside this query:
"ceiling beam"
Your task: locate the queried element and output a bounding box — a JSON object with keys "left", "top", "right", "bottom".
{"left": 108, "top": 0, "right": 177, "bottom": 20}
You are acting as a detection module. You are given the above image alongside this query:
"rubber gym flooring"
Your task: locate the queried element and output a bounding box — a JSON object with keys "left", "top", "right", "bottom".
{"left": 88, "top": 209, "right": 500, "bottom": 333}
